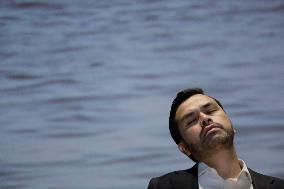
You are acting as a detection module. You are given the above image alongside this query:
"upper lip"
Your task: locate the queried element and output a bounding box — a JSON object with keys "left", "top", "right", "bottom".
{"left": 202, "top": 123, "right": 221, "bottom": 137}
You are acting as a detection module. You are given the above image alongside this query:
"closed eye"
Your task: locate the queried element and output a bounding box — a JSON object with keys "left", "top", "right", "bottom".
{"left": 205, "top": 109, "right": 216, "bottom": 115}
{"left": 186, "top": 119, "right": 196, "bottom": 126}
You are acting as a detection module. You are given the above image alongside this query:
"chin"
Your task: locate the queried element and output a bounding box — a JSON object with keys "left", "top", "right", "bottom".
{"left": 204, "top": 133, "right": 232, "bottom": 149}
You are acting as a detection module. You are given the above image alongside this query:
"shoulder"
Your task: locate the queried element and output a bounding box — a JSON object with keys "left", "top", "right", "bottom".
{"left": 249, "top": 168, "right": 284, "bottom": 189}
{"left": 147, "top": 164, "right": 198, "bottom": 189}
{"left": 147, "top": 170, "right": 188, "bottom": 189}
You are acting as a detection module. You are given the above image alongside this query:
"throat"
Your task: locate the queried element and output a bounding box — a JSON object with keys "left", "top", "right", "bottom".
{"left": 202, "top": 147, "right": 241, "bottom": 179}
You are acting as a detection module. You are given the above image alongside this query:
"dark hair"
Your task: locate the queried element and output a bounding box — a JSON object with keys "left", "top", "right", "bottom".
{"left": 169, "top": 88, "right": 224, "bottom": 145}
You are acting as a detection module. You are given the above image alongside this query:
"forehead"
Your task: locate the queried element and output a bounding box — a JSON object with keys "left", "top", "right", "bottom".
{"left": 175, "top": 94, "right": 216, "bottom": 120}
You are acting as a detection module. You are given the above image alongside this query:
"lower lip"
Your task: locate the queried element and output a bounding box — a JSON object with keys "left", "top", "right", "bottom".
{"left": 205, "top": 127, "right": 220, "bottom": 136}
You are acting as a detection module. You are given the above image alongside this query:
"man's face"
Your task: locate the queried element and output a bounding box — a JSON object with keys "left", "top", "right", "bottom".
{"left": 175, "top": 94, "right": 234, "bottom": 161}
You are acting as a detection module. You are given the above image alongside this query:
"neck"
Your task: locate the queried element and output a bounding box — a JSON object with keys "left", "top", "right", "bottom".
{"left": 202, "top": 146, "right": 241, "bottom": 179}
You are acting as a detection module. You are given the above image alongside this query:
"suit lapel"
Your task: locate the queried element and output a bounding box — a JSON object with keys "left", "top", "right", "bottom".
{"left": 172, "top": 163, "right": 199, "bottom": 189}
{"left": 249, "top": 168, "right": 274, "bottom": 189}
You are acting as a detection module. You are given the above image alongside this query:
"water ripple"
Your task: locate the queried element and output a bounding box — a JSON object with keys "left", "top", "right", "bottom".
{"left": 94, "top": 152, "right": 168, "bottom": 166}
{"left": 11, "top": 1, "right": 63, "bottom": 10}
{"left": 42, "top": 131, "right": 99, "bottom": 139}
{"left": 1, "top": 79, "right": 78, "bottom": 93}
{"left": 237, "top": 124, "right": 284, "bottom": 136}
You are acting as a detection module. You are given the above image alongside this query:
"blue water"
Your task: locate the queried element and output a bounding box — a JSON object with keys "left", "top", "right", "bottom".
{"left": 0, "top": 0, "right": 284, "bottom": 188}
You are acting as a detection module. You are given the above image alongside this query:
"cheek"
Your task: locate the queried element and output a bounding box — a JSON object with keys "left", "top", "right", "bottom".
{"left": 214, "top": 111, "right": 227, "bottom": 120}
{"left": 182, "top": 127, "right": 201, "bottom": 144}
{"left": 223, "top": 114, "right": 231, "bottom": 123}
{"left": 216, "top": 114, "right": 232, "bottom": 127}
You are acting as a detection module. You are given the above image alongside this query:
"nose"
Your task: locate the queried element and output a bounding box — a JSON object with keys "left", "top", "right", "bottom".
{"left": 200, "top": 113, "right": 213, "bottom": 128}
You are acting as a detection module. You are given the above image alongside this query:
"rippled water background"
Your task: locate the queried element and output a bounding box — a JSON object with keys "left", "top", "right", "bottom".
{"left": 0, "top": 0, "right": 284, "bottom": 188}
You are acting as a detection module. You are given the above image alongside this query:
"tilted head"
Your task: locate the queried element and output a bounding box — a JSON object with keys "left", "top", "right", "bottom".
{"left": 169, "top": 88, "right": 233, "bottom": 162}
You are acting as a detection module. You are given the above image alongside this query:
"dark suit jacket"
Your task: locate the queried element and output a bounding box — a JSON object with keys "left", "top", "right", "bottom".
{"left": 147, "top": 163, "right": 284, "bottom": 189}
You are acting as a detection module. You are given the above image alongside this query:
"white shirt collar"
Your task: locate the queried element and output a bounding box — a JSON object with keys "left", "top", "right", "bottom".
{"left": 198, "top": 159, "right": 251, "bottom": 179}
{"left": 198, "top": 159, "right": 253, "bottom": 189}
{"left": 238, "top": 159, "right": 252, "bottom": 183}
{"left": 198, "top": 161, "right": 210, "bottom": 177}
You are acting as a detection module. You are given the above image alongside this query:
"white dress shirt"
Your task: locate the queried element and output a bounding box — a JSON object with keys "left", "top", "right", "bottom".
{"left": 198, "top": 159, "right": 253, "bottom": 189}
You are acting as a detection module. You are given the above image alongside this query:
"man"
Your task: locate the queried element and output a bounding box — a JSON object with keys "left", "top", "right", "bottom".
{"left": 147, "top": 88, "right": 284, "bottom": 189}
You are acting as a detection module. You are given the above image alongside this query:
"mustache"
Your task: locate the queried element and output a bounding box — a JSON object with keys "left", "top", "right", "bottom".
{"left": 209, "top": 122, "right": 224, "bottom": 129}
{"left": 199, "top": 122, "right": 225, "bottom": 138}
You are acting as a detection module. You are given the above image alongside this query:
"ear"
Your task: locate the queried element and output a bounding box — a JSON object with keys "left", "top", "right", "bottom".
{"left": 178, "top": 142, "right": 191, "bottom": 157}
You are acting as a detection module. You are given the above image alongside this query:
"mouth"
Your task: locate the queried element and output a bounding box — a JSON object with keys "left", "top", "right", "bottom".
{"left": 202, "top": 123, "right": 222, "bottom": 137}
